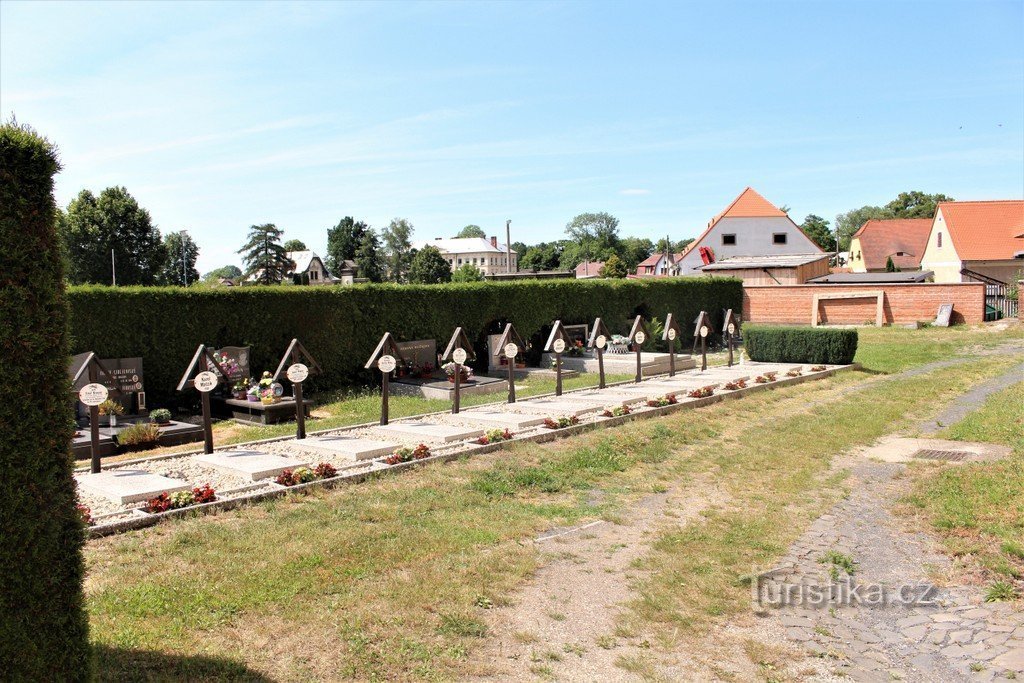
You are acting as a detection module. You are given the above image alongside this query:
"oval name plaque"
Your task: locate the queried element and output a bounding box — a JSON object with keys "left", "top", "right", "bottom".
{"left": 504, "top": 343, "right": 519, "bottom": 359}
{"left": 452, "top": 347, "right": 468, "bottom": 365}
{"left": 194, "top": 371, "right": 219, "bottom": 393}
{"left": 378, "top": 355, "right": 397, "bottom": 373}
{"left": 79, "top": 383, "right": 109, "bottom": 407}
{"left": 286, "top": 363, "right": 309, "bottom": 383}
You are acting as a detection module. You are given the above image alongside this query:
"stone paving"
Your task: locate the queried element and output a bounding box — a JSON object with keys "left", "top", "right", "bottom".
{"left": 761, "top": 365, "right": 1024, "bottom": 682}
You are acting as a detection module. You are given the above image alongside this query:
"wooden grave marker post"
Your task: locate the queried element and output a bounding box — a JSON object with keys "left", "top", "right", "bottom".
{"left": 365, "top": 333, "right": 405, "bottom": 426}
{"left": 587, "top": 318, "right": 613, "bottom": 389}
{"left": 663, "top": 313, "right": 683, "bottom": 377}
{"left": 496, "top": 323, "right": 527, "bottom": 403}
{"left": 71, "top": 353, "right": 117, "bottom": 473}
{"left": 272, "top": 338, "right": 323, "bottom": 440}
{"left": 441, "top": 327, "right": 477, "bottom": 414}
{"left": 544, "top": 320, "right": 574, "bottom": 396}
{"left": 722, "top": 309, "right": 741, "bottom": 367}
{"left": 176, "top": 345, "right": 233, "bottom": 454}
{"left": 692, "top": 311, "right": 711, "bottom": 372}
{"left": 627, "top": 315, "right": 650, "bottom": 383}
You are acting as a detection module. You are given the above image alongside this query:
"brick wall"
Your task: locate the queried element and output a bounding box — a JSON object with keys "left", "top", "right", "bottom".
{"left": 743, "top": 283, "right": 985, "bottom": 325}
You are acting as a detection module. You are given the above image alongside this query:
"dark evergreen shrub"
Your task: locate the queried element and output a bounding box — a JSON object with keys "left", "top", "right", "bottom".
{"left": 744, "top": 325, "right": 858, "bottom": 365}
{"left": 0, "top": 121, "right": 90, "bottom": 679}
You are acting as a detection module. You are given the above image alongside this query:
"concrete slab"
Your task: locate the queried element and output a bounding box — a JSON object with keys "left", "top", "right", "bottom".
{"left": 452, "top": 411, "right": 549, "bottom": 430}
{"left": 376, "top": 420, "right": 484, "bottom": 443}
{"left": 507, "top": 399, "right": 604, "bottom": 417}
{"left": 296, "top": 436, "right": 398, "bottom": 461}
{"left": 76, "top": 469, "right": 190, "bottom": 505}
{"left": 858, "top": 436, "right": 1010, "bottom": 464}
{"left": 572, "top": 390, "right": 651, "bottom": 406}
{"left": 194, "top": 449, "right": 309, "bottom": 481}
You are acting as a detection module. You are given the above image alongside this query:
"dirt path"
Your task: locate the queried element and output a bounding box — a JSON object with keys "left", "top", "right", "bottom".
{"left": 470, "top": 478, "right": 729, "bottom": 680}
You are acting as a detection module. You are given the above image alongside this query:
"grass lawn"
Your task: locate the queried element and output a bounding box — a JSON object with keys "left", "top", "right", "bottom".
{"left": 83, "top": 323, "right": 1023, "bottom": 681}
{"left": 901, "top": 380, "right": 1024, "bottom": 600}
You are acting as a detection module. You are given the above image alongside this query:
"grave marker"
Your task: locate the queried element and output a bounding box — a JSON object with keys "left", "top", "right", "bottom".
{"left": 441, "top": 327, "right": 476, "bottom": 414}
{"left": 934, "top": 303, "right": 953, "bottom": 328}
{"left": 69, "top": 352, "right": 118, "bottom": 473}
{"left": 692, "top": 311, "right": 711, "bottom": 371}
{"left": 544, "top": 320, "right": 574, "bottom": 396}
{"left": 663, "top": 313, "right": 683, "bottom": 377}
{"left": 722, "top": 309, "right": 741, "bottom": 367}
{"left": 495, "top": 323, "right": 527, "bottom": 403}
{"left": 587, "top": 318, "right": 613, "bottom": 389}
{"left": 177, "top": 345, "right": 234, "bottom": 454}
{"left": 365, "top": 333, "right": 405, "bottom": 425}
{"left": 272, "top": 338, "right": 323, "bottom": 439}
{"left": 627, "top": 315, "right": 650, "bottom": 383}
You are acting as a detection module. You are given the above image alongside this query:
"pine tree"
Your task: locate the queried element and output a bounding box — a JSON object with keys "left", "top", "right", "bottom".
{"left": 354, "top": 230, "right": 384, "bottom": 282}
{"left": 238, "top": 223, "right": 291, "bottom": 284}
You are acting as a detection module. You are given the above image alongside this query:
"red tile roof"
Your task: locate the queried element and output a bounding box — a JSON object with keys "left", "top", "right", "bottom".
{"left": 852, "top": 218, "right": 932, "bottom": 270}
{"left": 937, "top": 200, "right": 1024, "bottom": 261}
{"left": 680, "top": 187, "right": 795, "bottom": 260}
{"left": 574, "top": 261, "right": 605, "bottom": 277}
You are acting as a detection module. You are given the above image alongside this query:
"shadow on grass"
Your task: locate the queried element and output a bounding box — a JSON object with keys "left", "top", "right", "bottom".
{"left": 93, "top": 645, "right": 273, "bottom": 682}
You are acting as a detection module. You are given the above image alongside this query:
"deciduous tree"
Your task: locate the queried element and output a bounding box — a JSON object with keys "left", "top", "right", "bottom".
{"left": 282, "top": 239, "right": 307, "bottom": 251}
{"left": 158, "top": 231, "right": 200, "bottom": 286}
{"left": 59, "top": 186, "right": 166, "bottom": 285}
{"left": 885, "top": 191, "right": 953, "bottom": 218}
{"left": 455, "top": 224, "right": 486, "bottom": 238}
{"left": 408, "top": 245, "right": 451, "bottom": 284}
{"left": 600, "top": 254, "right": 628, "bottom": 278}
{"left": 382, "top": 217, "right": 414, "bottom": 282}
{"left": 354, "top": 229, "right": 385, "bottom": 282}
{"left": 325, "top": 216, "right": 369, "bottom": 272}
{"left": 451, "top": 263, "right": 485, "bottom": 282}
{"left": 799, "top": 214, "right": 834, "bottom": 251}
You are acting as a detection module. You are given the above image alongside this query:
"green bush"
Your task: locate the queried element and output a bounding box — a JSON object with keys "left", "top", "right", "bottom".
{"left": 744, "top": 326, "right": 858, "bottom": 365}
{"left": 67, "top": 277, "right": 741, "bottom": 405}
{"left": 0, "top": 122, "right": 90, "bottom": 678}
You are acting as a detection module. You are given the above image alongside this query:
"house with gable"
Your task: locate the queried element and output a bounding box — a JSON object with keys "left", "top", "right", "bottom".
{"left": 920, "top": 200, "right": 1024, "bottom": 285}
{"left": 672, "top": 187, "right": 828, "bottom": 284}
{"left": 849, "top": 218, "right": 933, "bottom": 272}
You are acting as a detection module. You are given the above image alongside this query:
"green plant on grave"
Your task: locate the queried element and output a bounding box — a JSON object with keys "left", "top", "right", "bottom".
{"left": 97, "top": 399, "right": 125, "bottom": 416}
{"left": 116, "top": 423, "right": 161, "bottom": 449}
{"left": 149, "top": 408, "right": 172, "bottom": 423}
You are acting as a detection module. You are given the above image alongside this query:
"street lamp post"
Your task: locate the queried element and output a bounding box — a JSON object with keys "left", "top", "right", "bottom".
{"left": 180, "top": 229, "right": 189, "bottom": 286}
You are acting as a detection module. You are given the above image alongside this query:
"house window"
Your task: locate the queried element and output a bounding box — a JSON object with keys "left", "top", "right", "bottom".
{"left": 773, "top": 233, "right": 787, "bottom": 245}
{"left": 722, "top": 234, "right": 737, "bottom": 246}
{"left": 937, "top": 232, "right": 942, "bottom": 248}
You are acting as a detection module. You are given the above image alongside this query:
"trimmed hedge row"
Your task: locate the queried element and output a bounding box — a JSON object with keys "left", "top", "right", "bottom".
{"left": 1, "top": 124, "right": 90, "bottom": 678}
{"left": 67, "top": 277, "right": 742, "bottom": 406}
{"left": 744, "top": 325, "right": 858, "bottom": 365}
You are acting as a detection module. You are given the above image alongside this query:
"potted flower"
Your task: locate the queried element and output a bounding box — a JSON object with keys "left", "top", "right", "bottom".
{"left": 232, "top": 379, "right": 249, "bottom": 400}
{"left": 257, "top": 371, "right": 280, "bottom": 404}
{"left": 149, "top": 408, "right": 172, "bottom": 425}
{"left": 442, "top": 362, "right": 472, "bottom": 383}
{"left": 97, "top": 399, "right": 125, "bottom": 427}
{"left": 246, "top": 383, "right": 260, "bottom": 402}
{"left": 418, "top": 362, "right": 435, "bottom": 379}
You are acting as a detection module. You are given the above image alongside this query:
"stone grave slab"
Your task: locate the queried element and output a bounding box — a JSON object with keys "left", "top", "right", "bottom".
{"left": 572, "top": 390, "right": 651, "bottom": 407}
{"left": 376, "top": 420, "right": 484, "bottom": 443}
{"left": 297, "top": 436, "right": 398, "bottom": 461}
{"left": 452, "top": 410, "right": 548, "bottom": 430}
{"left": 194, "top": 449, "right": 308, "bottom": 481}
{"left": 76, "top": 469, "right": 190, "bottom": 505}
{"left": 507, "top": 399, "right": 603, "bottom": 417}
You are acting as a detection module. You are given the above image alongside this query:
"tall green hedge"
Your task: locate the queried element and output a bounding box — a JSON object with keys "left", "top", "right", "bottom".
{"left": 744, "top": 325, "right": 858, "bottom": 365}
{"left": 1, "top": 124, "right": 90, "bottom": 678}
{"left": 67, "top": 277, "right": 742, "bottom": 405}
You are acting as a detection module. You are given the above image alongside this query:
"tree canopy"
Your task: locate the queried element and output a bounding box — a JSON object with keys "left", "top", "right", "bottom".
{"left": 408, "top": 245, "right": 451, "bottom": 284}
{"left": 59, "top": 186, "right": 166, "bottom": 285}
{"left": 455, "top": 224, "right": 486, "bottom": 239}
{"left": 325, "top": 216, "right": 369, "bottom": 273}
{"left": 885, "top": 191, "right": 953, "bottom": 219}
{"left": 203, "top": 265, "right": 242, "bottom": 281}
{"left": 282, "top": 239, "right": 307, "bottom": 252}
{"left": 238, "top": 223, "right": 291, "bottom": 284}
{"left": 382, "top": 218, "right": 414, "bottom": 282}
{"left": 354, "top": 230, "right": 385, "bottom": 282}
{"left": 159, "top": 231, "right": 200, "bottom": 286}
{"left": 451, "top": 262, "right": 485, "bottom": 282}
{"left": 599, "top": 254, "right": 628, "bottom": 278}
{"left": 799, "top": 214, "right": 834, "bottom": 251}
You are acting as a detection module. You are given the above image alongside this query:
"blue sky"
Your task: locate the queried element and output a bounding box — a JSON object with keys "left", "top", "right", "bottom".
{"left": 3, "top": 0, "right": 1022, "bottom": 273}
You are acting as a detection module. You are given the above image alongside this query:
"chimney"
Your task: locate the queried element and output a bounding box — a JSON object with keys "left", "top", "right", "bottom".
{"left": 490, "top": 236, "right": 497, "bottom": 248}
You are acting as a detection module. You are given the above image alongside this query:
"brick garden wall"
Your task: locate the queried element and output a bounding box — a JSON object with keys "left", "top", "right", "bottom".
{"left": 743, "top": 283, "right": 985, "bottom": 326}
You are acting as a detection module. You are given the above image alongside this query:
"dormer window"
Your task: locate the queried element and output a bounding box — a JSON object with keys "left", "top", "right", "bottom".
{"left": 773, "top": 233, "right": 787, "bottom": 245}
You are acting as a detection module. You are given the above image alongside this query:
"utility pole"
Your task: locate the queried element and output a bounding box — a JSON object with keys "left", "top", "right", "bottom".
{"left": 505, "top": 219, "right": 512, "bottom": 273}
{"left": 111, "top": 249, "right": 116, "bottom": 286}
{"left": 181, "top": 229, "right": 189, "bottom": 286}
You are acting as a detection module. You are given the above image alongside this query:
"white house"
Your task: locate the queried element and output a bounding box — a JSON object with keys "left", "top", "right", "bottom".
{"left": 412, "top": 236, "right": 517, "bottom": 275}
{"left": 286, "top": 250, "right": 356, "bottom": 285}
{"left": 675, "top": 187, "right": 825, "bottom": 276}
